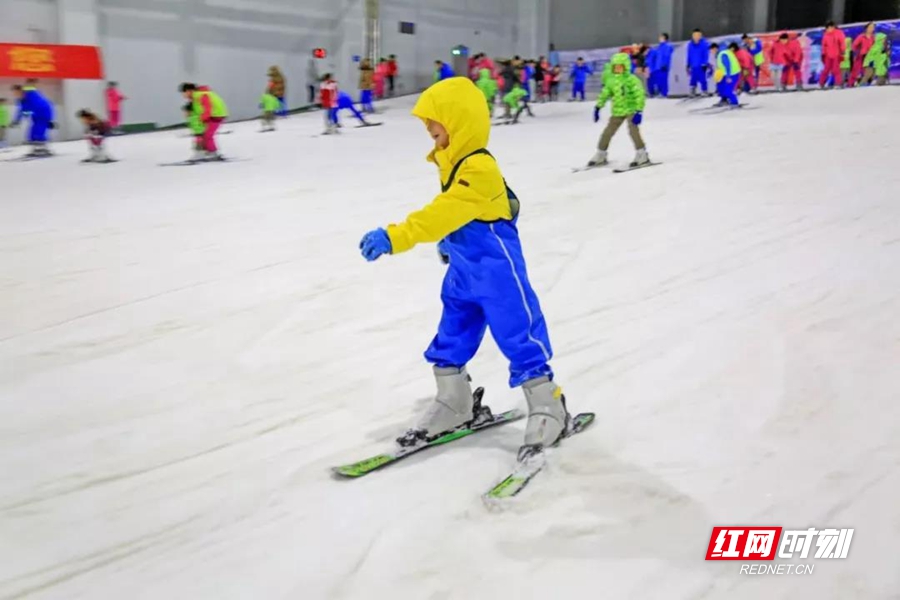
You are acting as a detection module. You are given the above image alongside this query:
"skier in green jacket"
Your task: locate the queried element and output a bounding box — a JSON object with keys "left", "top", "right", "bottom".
{"left": 840, "top": 37, "right": 852, "bottom": 87}
{"left": 259, "top": 91, "right": 280, "bottom": 131}
{"left": 587, "top": 52, "right": 650, "bottom": 169}
{"left": 502, "top": 82, "right": 531, "bottom": 124}
{"left": 183, "top": 102, "right": 206, "bottom": 157}
{"left": 475, "top": 68, "right": 498, "bottom": 116}
{"left": 863, "top": 32, "right": 889, "bottom": 86}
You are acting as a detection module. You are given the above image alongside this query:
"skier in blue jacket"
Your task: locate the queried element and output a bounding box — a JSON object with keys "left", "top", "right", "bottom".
{"left": 11, "top": 84, "right": 55, "bottom": 156}
{"left": 645, "top": 46, "right": 660, "bottom": 96}
{"left": 686, "top": 28, "right": 711, "bottom": 95}
{"left": 569, "top": 57, "right": 592, "bottom": 101}
{"left": 653, "top": 33, "right": 675, "bottom": 97}
{"left": 433, "top": 60, "right": 455, "bottom": 83}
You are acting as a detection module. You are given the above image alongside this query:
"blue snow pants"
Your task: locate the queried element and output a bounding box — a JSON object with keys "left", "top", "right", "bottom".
{"left": 29, "top": 119, "right": 49, "bottom": 143}
{"left": 690, "top": 66, "right": 709, "bottom": 92}
{"left": 360, "top": 89, "right": 374, "bottom": 112}
{"left": 425, "top": 214, "right": 553, "bottom": 388}
{"left": 717, "top": 75, "right": 739, "bottom": 105}
{"left": 654, "top": 70, "right": 670, "bottom": 97}
{"left": 571, "top": 81, "right": 586, "bottom": 100}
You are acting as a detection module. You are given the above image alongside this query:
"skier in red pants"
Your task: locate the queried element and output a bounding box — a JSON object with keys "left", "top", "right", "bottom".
{"left": 181, "top": 83, "right": 229, "bottom": 161}
{"left": 819, "top": 21, "right": 847, "bottom": 89}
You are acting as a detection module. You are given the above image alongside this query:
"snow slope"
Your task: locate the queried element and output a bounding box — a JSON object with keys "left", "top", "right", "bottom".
{"left": 2, "top": 87, "right": 899, "bottom": 600}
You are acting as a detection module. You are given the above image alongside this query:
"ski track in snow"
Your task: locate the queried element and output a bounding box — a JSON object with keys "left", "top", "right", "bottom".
{"left": 2, "top": 88, "right": 900, "bottom": 600}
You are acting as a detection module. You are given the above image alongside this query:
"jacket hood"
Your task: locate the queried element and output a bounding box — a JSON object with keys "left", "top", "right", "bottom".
{"left": 609, "top": 53, "right": 631, "bottom": 76}
{"left": 477, "top": 68, "right": 492, "bottom": 80}
{"left": 412, "top": 77, "right": 490, "bottom": 167}
{"left": 875, "top": 32, "right": 887, "bottom": 43}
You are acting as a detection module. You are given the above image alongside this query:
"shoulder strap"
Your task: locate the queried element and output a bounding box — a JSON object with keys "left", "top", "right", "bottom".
{"left": 441, "top": 148, "right": 492, "bottom": 192}
{"left": 441, "top": 148, "right": 520, "bottom": 220}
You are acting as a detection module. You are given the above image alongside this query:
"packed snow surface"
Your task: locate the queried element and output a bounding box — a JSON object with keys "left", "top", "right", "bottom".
{"left": 2, "top": 87, "right": 899, "bottom": 599}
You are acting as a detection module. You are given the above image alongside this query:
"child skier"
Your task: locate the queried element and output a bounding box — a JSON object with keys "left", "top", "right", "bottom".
{"left": 334, "top": 91, "right": 373, "bottom": 127}
{"left": 862, "top": 31, "right": 889, "bottom": 86}
{"left": 433, "top": 60, "right": 455, "bottom": 84}
{"left": 819, "top": 22, "right": 847, "bottom": 89}
{"left": 587, "top": 52, "right": 649, "bottom": 169}
{"left": 105, "top": 82, "right": 126, "bottom": 133}
{"left": 374, "top": 58, "right": 387, "bottom": 100}
{"left": 550, "top": 65, "right": 562, "bottom": 101}
{"left": 357, "top": 77, "right": 577, "bottom": 458}
{"left": 784, "top": 33, "right": 804, "bottom": 90}
{"left": 475, "top": 68, "right": 498, "bottom": 116}
{"left": 259, "top": 90, "right": 280, "bottom": 131}
{"left": 183, "top": 102, "right": 205, "bottom": 156}
{"left": 502, "top": 82, "right": 531, "bottom": 124}
{"left": 359, "top": 58, "right": 375, "bottom": 113}
{"left": 76, "top": 109, "right": 114, "bottom": 163}
{"left": 686, "top": 29, "right": 711, "bottom": 96}
{"left": 742, "top": 34, "right": 766, "bottom": 83}
{"left": 769, "top": 34, "right": 791, "bottom": 91}
{"left": 840, "top": 36, "right": 853, "bottom": 87}
{"left": 851, "top": 23, "right": 876, "bottom": 86}
{"left": 711, "top": 43, "right": 741, "bottom": 107}
{"left": 653, "top": 33, "right": 674, "bottom": 98}
{"left": 319, "top": 74, "right": 339, "bottom": 134}
{"left": 180, "top": 83, "right": 228, "bottom": 161}
{"left": 541, "top": 58, "right": 553, "bottom": 102}
{"left": 0, "top": 98, "right": 8, "bottom": 150}
{"left": 731, "top": 42, "right": 756, "bottom": 93}
{"left": 10, "top": 83, "right": 55, "bottom": 157}
{"left": 267, "top": 66, "right": 287, "bottom": 116}
{"left": 569, "top": 57, "right": 592, "bottom": 101}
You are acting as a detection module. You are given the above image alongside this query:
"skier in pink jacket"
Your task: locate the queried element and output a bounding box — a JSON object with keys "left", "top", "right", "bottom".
{"left": 105, "top": 82, "right": 126, "bottom": 131}
{"left": 769, "top": 34, "right": 791, "bottom": 91}
{"left": 784, "top": 34, "right": 804, "bottom": 90}
{"left": 850, "top": 23, "right": 876, "bottom": 86}
{"left": 819, "top": 22, "right": 847, "bottom": 89}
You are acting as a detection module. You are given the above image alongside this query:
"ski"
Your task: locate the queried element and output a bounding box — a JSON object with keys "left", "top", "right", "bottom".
{"left": 158, "top": 157, "right": 250, "bottom": 167}
{"left": 333, "top": 392, "right": 525, "bottom": 479}
{"left": 613, "top": 161, "right": 662, "bottom": 173}
{"left": 689, "top": 104, "right": 756, "bottom": 114}
{"left": 355, "top": 122, "right": 383, "bottom": 128}
{"left": 482, "top": 412, "right": 596, "bottom": 502}
{"left": 572, "top": 163, "right": 608, "bottom": 174}
{"left": 2, "top": 153, "right": 55, "bottom": 162}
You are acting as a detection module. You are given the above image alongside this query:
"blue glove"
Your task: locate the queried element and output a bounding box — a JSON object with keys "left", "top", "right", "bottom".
{"left": 359, "top": 228, "right": 392, "bottom": 261}
{"left": 632, "top": 112, "right": 643, "bottom": 125}
{"left": 593, "top": 106, "right": 601, "bottom": 123}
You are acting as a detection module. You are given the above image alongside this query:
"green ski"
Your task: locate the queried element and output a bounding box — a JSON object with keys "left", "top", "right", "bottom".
{"left": 483, "top": 412, "right": 596, "bottom": 502}
{"left": 332, "top": 407, "right": 525, "bottom": 478}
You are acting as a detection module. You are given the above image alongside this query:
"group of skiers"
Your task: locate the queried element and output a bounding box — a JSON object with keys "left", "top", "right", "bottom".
{"left": 665, "top": 21, "right": 892, "bottom": 99}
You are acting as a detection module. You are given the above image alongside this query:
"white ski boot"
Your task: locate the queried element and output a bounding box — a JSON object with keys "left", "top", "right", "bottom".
{"left": 630, "top": 148, "right": 650, "bottom": 168}
{"left": 189, "top": 148, "right": 206, "bottom": 163}
{"left": 521, "top": 377, "right": 570, "bottom": 457}
{"left": 397, "top": 366, "right": 478, "bottom": 446}
{"left": 587, "top": 149, "right": 608, "bottom": 167}
{"left": 206, "top": 151, "right": 226, "bottom": 162}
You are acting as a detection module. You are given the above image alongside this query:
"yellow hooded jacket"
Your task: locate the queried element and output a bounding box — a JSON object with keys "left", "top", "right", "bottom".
{"left": 386, "top": 78, "right": 513, "bottom": 254}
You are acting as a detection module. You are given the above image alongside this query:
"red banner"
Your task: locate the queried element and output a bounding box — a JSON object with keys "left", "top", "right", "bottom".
{"left": 0, "top": 43, "right": 104, "bottom": 79}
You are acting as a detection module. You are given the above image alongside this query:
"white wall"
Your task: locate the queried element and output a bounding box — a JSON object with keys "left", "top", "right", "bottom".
{"left": 97, "top": 0, "right": 342, "bottom": 126}
{"left": 550, "top": 0, "right": 659, "bottom": 49}
{"left": 379, "top": 0, "right": 550, "bottom": 93}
